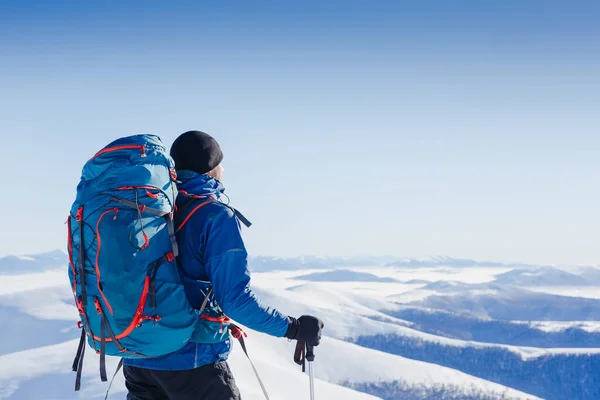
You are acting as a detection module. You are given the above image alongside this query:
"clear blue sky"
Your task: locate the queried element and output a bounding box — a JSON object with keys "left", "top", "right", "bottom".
{"left": 1, "top": 1, "right": 599, "bottom": 265}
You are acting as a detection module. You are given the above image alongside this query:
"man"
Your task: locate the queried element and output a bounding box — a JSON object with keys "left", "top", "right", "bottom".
{"left": 122, "top": 130, "right": 324, "bottom": 400}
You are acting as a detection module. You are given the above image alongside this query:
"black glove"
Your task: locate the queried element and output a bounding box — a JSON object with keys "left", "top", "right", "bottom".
{"left": 284, "top": 315, "right": 324, "bottom": 346}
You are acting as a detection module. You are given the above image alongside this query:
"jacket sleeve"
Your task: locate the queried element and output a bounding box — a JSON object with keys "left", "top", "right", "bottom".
{"left": 203, "top": 205, "right": 290, "bottom": 337}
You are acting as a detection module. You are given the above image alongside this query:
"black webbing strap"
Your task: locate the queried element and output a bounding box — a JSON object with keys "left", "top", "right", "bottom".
{"left": 101, "top": 312, "right": 148, "bottom": 358}
{"left": 100, "top": 318, "right": 108, "bottom": 382}
{"left": 79, "top": 304, "right": 97, "bottom": 352}
{"left": 72, "top": 328, "right": 85, "bottom": 372}
{"left": 231, "top": 208, "right": 252, "bottom": 228}
{"left": 176, "top": 193, "right": 252, "bottom": 229}
{"left": 112, "top": 195, "right": 178, "bottom": 256}
{"left": 101, "top": 314, "right": 125, "bottom": 353}
{"left": 165, "top": 212, "right": 178, "bottom": 257}
{"left": 73, "top": 328, "right": 86, "bottom": 391}
{"left": 73, "top": 207, "right": 98, "bottom": 392}
{"left": 149, "top": 278, "right": 157, "bottom": 309}
{"left": 110, "top": 196, "right": 168, "bottom": 217}
{"left": 147, "top": 254, "right": 171, "bottom": 309}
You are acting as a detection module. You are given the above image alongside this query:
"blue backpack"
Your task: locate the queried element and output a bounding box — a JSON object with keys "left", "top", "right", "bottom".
{"left": 67, "top": 134, "right": 199, "bottom": 390}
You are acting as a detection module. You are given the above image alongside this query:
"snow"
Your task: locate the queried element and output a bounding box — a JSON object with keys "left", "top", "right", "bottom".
{"left": 231, "top": 332, "right": 541, "bottom": 400}
{"left": 14, "top": 256, "right": 36, "bottom": 262}
{"left": 0, "top": 251, "right": 68, "bottom": 276}
{"left": 0, "top": 269, "right": 382, "bottom": 400}
{"left": 525, "top": 286, "right": 600, "bottom": 300}
{"left": 2, "top": 251, "right": 600, "bottom": 399}
{"left": 254, "top": 278, "right": 600, "bottom": 361}
{"left": 512, "top": 321, "right": 600, "bottom": 333}
{"left": 494, "top": 267, "right": 590, "bottom": 286}
{"left": 359, "top": 266, "right": 511, "bottom": 284}
{"left": 0, "top": 269, "right": 65, "bottom": 296}
{"left": 293, "top": 269, "right": 401, "bottom": 283}
{"left": 253, "top": 271, "right": 600, "bottom": 360}
{"left": 0, "top": 338, "right": 379, "bottom": 400}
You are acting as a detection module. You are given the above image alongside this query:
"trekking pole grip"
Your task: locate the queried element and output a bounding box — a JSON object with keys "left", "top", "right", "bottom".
{"left": 305, "top": 343, "right": 315, "bottom": 362}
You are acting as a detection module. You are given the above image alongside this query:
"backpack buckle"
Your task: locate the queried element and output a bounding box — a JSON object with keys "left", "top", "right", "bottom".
{"left": 166, "top": 252, "right": 175, "bottom": 262}
{"left": 93, "top": 298, "right": 103, "bottom": 314}
{"left": 76, "top": 298, "right": 85, "bottom": 315}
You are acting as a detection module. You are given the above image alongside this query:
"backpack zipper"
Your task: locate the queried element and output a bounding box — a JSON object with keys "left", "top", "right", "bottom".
{"left": 95, "top": 207, "right": 119, "bottom": 314}
{"left": 88, "top": 276, "right": 151, "bottom": 342}
{"left": 67, "top": 216, "right": 77, "bottom": 296}
{"left": 115, "top": 186, "right": 166, "bottom": 202}
{"left": 90, "top": 144, "right": 146, "bottom": 161}
{"left": 138, "top": 315, "right": 162, "bottom": 327}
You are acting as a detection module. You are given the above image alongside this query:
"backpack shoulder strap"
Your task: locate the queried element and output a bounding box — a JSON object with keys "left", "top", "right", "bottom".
{"left": 175, "top": 192, "right": 252, "bottom": 231}
{"left": 222, "top": 203, "right": 252, "bottom": 228}
{"left": 174, "top": 193, "right": 215, "bottom": 233}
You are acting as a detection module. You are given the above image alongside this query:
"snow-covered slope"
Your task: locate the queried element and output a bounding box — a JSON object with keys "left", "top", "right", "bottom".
{"left": 228, "top": 330, "right": 541, "bottom": 400}
{"left": 2, "top": 251, "right": 600, "bottom": 400}
{"left": 0, "top": 309, "right": 538, "bottom": 400}
{"left": 578, "top": 267, "right": 600, "bottom": 283}
{"left": 0, "top": 269, "right": 378, "bottom": 400}
{"left": 0, "top": 338, "right": 379, "bottom": 400}
{"left": 251, "top": 282, "right": 600, "bottom": 361}
{"left": 408, "top": 284, "right": 600, "bottom": 321}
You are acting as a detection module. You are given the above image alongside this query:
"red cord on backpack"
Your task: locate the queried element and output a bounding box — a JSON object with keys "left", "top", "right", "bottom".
{"left": 230, "top": 325, "right": 247, "bottom": 339}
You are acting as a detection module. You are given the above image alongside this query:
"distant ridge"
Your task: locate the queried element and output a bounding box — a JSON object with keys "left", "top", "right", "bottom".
{"left": 294, "top": 269, "right": 401, "bottom": 283}
{"left": 0, "top": 249, "right": 589, "bottom": 274}
{"left": 385, "top": 255, "right": 546, "bottom": 269}
{"left": 0, "top": 250, "right": 67, "bottom": 275}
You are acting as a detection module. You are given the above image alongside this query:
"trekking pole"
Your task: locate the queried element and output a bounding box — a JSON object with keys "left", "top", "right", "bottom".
{"left": 306, "top": 343, "right": 316, "bottom": 400}
{"left": 294, "top": 341, "right": 316, "bottom": 400}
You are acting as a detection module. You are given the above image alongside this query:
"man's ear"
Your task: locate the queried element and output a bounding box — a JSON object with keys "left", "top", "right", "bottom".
{"left": 207, "top": 163, "right": 224, "bottom": 181}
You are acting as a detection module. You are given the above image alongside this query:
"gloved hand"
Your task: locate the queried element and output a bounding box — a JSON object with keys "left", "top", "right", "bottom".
{"left": 284, "top": 315, "right": 324, "bottom": 346}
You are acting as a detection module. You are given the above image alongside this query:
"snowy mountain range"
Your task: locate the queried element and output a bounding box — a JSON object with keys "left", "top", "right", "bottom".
{"left": 1, "top": 250, "right": 600, "bottom": 399}
{"left": 0, "top": 250, "right": 68, "bottom": 275}
{"left": 0, "top": 251, "right": 590, "bottom": 275}
{"left": 246, "top": 255, "right": 556, "bottom": 272}
{"left": 293, "top": 270, "right": 401, "bottom": 283}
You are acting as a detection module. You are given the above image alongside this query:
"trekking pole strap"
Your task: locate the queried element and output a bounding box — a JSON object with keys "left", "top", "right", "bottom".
{"left": 293, "top": 341, "right": 317, "bottom": 399}
{"left": 104, "top": 359, "right": 123, "bottom": 400}
{"left": 230, "top": 324, "right": 270, "bottom": 400}
{"left": 294, "top": 340, "right": 307, "bottom": 372}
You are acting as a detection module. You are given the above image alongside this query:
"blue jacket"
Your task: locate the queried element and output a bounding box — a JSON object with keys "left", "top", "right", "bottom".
{"left": 123, "top": 172, "right": 290, "bottom": 370}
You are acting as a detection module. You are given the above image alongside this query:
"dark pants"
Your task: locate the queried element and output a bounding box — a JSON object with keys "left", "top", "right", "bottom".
{"left": 123, "top": 361, "right": 242, "bottom": 400}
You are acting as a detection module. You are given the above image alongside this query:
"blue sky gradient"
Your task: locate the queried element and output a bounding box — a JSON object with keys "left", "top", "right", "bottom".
{"left": 1, "top": 1, "right": 599, "bottom": 264}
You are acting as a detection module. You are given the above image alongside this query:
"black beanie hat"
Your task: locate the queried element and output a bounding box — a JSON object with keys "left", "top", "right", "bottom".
{"left": 170, "top": 130, "right": 224, "bottom": 174}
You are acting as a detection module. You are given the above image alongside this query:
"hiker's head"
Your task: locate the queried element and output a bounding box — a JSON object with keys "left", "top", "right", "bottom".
{"left": 170, "top": 130, "right": 224, "bottom": 180}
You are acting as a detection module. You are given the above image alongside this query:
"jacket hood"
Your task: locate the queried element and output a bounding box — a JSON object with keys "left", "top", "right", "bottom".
{"left": 176, "top": 170, "right": 225, "bottom": 199}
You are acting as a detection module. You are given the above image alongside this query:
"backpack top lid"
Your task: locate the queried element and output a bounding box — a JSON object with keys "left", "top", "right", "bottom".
{"left": 73, "top": 134, "right": 176, "bottom": 210}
